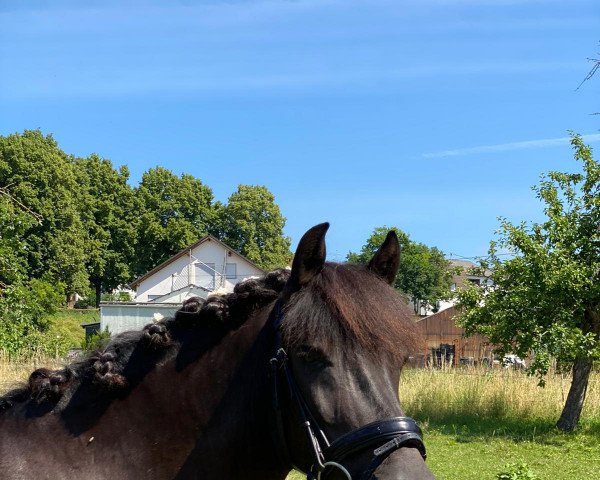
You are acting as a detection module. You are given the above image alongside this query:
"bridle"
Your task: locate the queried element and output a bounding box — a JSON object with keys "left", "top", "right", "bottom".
{"left": 269, "top": 301, "right": 427, "bottom": 480}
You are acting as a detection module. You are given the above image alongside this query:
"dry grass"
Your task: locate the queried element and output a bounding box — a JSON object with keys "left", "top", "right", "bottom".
{"left": 0, "top": 355, "right": 63, "bottom": 394}
{"left": 3, "top": 358, "right": 599, "bottom": 424}
{"left": 397, "top": 366, "right": 600, "bottom": 480}
{"left": 400, "top": 364, "right": 600, "bottom": 426}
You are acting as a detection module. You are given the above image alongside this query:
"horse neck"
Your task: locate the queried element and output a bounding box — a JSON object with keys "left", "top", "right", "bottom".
{"left": 173, "top": 302, "right": 289, "bottom": 479}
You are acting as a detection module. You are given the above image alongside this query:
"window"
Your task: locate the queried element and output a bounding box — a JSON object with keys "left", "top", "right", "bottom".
{"left": 196, "top": 263, "right": 216, "bottom": 289}
{"left": 225, "top": 263, "right": 237, "bottom": 279}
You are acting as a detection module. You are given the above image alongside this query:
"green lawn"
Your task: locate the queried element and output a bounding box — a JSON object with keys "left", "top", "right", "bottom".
{"left": 422, "top": 421, "right": 599, "bottom": 480}
{"left": 48, "top": 308, "right": 99, "bottom": 326}
{"left": 285, "top": 366, "right": 600, "bottom": 480}
{"left": 45, "top": 308, "right": 100, "bottom": 354}
{"left": 285, "top": 421, "right": 600, "bottom": 480}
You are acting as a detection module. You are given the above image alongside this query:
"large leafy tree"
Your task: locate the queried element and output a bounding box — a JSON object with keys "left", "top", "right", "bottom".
{"left": 456, "top": 135, "right": 599, "bottom": 432}
{"left": 348, "top": 227, "right": 453, "bottom": 312}
{"left": 218, "top": 185, "right": 292, "bottom": 270}
{"left": 0, "top": 130, "right": 89, "bottom": 296}
{"left": 73, "top": 154, "right": 137, "bottom": 305}
{"left": 133, "top": 167, "right": 217, "bottom": 276}
{"left": 0, "top": 192, "right": 35, "bottom": 286}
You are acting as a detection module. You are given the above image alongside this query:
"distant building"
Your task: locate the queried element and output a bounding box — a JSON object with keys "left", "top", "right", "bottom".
{"left": 100, "top": 236, "right": 265, "bottom": 335}
{"left": 414, "top": 305, "right": 494, "bottom": 367}
{"left": 129, "top": 235, "right": 265, "bottom": 303}
{"left": 409, "top": 259, "right": 495, "bottom": 367}
{"left": 413, "top": 259, "right": 493, "bottom": 316}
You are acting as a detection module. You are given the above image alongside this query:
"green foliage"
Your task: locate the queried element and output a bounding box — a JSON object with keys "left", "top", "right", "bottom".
{"left": 74, "top": 294, "right": 97, "bottom": 310}
{"left": 456, "top": 134, "right": 600, "bottom": 430}
{"left": 218, "top": 185, "right": 292, "bottom": 270}
{"left": 0, "top": 195, "right": 33, "bottom": 285}
{"left": 457, "top": 135, "right": 600, "bottom": 378}
{"left": 347, "top": 226, "right": 454, "bottom": 311}
{"left": 496, "top": 462, "right": 537, "bottom": 480}
{"left": 44, "top": 311, "right": 87, "bottom": 357}
{"left": 133, "top": 167, "right": 217, "bottom": 276}
{"left": 74, "top": 154, "right": 138, "bottom": 302}
{"left": 0, "top": 280, "right": 66, "bottom": 357}
{"left": 0, "top": 130, "right": 90, "bottom": 296}
{"left": 0, "top": 130, "right": 292, "bottom": 311}
{"left": 101, "top": 291, "right": 132, "bottom": 302}
{"left": 81, "top": 327, "right": 111, "bottom": 352}
{"left": 28, "top": 277, "right": 66, "bottom": 316}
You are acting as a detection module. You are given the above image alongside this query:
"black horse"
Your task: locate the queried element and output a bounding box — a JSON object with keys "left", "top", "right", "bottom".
{"left": 0, "top": 223, "right": 435, "bottom": 479}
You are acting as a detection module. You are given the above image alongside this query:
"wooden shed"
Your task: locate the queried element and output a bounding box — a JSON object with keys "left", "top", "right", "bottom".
{"left": 414, "top": 306, "right": 494, "bottom": 366}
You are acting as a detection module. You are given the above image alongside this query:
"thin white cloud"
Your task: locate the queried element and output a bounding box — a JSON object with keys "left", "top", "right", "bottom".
{"left": 422, "top": 134, "right": 600, "bottom": 159}
{"left": 0, "top": 61, "right": 579, "bottom": 99}
{"left": 1, "top": 0, "right": 591, "bottom": 35}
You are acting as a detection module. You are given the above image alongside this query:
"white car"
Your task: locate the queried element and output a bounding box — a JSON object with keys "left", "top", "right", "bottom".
{"left": 502, "top": 354, "right": 526, "bottom": 369}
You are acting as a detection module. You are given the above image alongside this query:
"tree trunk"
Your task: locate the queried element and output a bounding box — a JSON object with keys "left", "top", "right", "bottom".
{"left": 556, "top": 356, "right": 593, "bottom": 432}
{"left": 94, "top": 280, "right": 102, "bottom": 308}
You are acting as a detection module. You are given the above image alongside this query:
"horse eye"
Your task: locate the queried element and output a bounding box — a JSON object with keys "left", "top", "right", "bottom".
{"left": 297, "top": 346, "right": 327, "bottom": 366}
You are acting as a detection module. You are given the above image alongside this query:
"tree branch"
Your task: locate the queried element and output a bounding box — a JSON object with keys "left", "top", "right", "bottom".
{"left": 0, "top": 186, "right": 44, "bottom": 225}
{"left": 576, "top": 57, "right": 600, "bottom": 91}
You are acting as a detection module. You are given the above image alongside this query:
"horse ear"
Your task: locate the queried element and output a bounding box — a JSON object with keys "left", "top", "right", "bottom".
{"left": 289, "top": 222, "right": 329, "bottom": 289}
{"left": 367, "top": 230, "right": 400, "bottom": 285}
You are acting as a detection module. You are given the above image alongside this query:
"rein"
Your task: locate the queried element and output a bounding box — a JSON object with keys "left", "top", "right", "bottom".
{"left": 269, "top": 301, "right": 426, "bottom": 480}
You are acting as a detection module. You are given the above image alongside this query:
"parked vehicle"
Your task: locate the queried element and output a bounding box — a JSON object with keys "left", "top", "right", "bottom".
{"left": 502, "top": 354, "right": 526, "bottom": 369}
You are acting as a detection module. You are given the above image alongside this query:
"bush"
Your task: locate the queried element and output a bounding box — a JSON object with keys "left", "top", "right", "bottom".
{"left": 81, "top": 327, "right": 111, "bottom": 352}
{"left": 100, "top": 291, "right": 132, "bottom": 302}
{"left": 0, "top": 280, "right": 67, "bottom": 357}
{"left": 74, "top": 292, "right": 97, "bottom": 309}
{"left": 28, "top": 277, "right": 66, "bottom": 315}
{"left": 496, "top": 462, "right": 537, "bottom": 480}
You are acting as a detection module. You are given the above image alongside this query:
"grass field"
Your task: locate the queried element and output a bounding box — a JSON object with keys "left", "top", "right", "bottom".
{"left": 44, "top": 308, "right": 99, "bottom": 354}
{"left": 287, "top": 366, "right": 600, "bottom": 480}
{"left": 2, "top": 355, "right": 598, "bottom": 479}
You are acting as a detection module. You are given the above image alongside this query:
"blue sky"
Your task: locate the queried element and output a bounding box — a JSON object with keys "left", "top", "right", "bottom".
{"left": 1, "top": 0, "right": 598, "bottom": 261}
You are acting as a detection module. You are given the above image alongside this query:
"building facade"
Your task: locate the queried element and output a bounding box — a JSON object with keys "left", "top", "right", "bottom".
{"left": 129, "top": 235, "right": 265, "bottom": 303}
{"left": 100, "top": 236, "right": 266, "bottom": 334}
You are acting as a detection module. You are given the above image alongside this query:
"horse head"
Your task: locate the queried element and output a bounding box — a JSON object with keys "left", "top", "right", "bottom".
{"left": 271, "top": 223, "right": 435, "bottom": 480}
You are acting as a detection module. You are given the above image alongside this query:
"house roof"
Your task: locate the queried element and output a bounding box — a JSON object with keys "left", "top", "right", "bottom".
{"left": 415, "top": 305, "right": 459, "bottom": 324}
{"left": 449, "top": 259, "right": 475, "bottom": 269}
{"left": 149, "top": 284, "right": 211, "bottom": 303}
{"left": 129, "top": 235, "right": 266, "bottom": 289}
{"left": 449, "top": 259, "right": 492, "bottom": 282}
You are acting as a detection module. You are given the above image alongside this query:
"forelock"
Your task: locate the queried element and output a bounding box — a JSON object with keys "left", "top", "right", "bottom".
{"left": 281, "top": 263, "right": 422, "bottom": 361}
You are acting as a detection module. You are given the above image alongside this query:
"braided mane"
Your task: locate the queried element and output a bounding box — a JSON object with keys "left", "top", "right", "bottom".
{"left": 0, "top": 269, "right": 290, "bottom": 413}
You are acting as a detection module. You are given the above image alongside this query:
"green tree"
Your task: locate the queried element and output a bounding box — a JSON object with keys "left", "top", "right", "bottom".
{"left": 133, "top": 167, "right": 217, "bottom": 276}
{"left": 348, "top": 227, "right": 454, "bottom": 312}
{"left": 0, "top": 193, "right": 35, "bottom": 286}
{"left": 456, "top": 134, "right": 600, "bottom": 432}
{"left": 74, "top": 154, "right": 137, "bottom": 305}
{"left": 0, "top": 130, "right": 89, "bottom": 297}
{"left": 218, "top": 185, "right": 291, "bottom": 270}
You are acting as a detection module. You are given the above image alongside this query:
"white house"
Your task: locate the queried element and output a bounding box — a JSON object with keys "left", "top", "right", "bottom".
{"left": 99, "top": 236, "right": 265, "bottom": 335}
{"left": 413, "top": 259, "right": 493, "bottom": 316}
{"left": 129, "top": 235, "right": 265, "bottom": 303}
